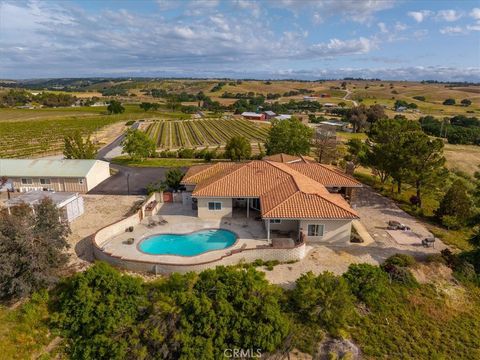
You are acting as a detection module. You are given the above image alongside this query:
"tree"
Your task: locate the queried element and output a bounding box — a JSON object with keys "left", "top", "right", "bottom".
{"left": 265, "top": 118, "right": 313, "bottom": 155}
{"left": 63, "top": 131, "right": 97, "bottom": 159}
{"left": 165, "top": 168, "right": 184, "bottom": 191}
{"left": 139, "top": 102, "right": 160, "bottom": 112}
{"left": 344, "top": 138, "right": 368, "bottom": 170}
{"left": 121, "top": 129, "right": 156, "bottom": 161}
{"left": 443, "top": 98, "right": 456, "bottom": 106}
{"left": 402, "top": 132, "right": 445, "bottom": 207}
{"left": 166, "top": 97, "right": 181, "bottom": 111}
{"left": 347, "top": 105, "right": 368, "bottom": 132}
{"left": 313, "top": 129, "right": 337, "bottom": 164}
{"left": 53, "top": 262, "right": 146, "bottom": 359}
{"left": 366, "top": 104, "right": 386, "bottom": 124}
{"left": 107, "top": 100, "right": 125, "bottom": 114}
{"left": 461, "top": 99, "right": 472, "bottom": 107}
{"left": 224, "top": 136, "right": 252, "bottom": 161}
{"left": 435, "top": 180, "right": 473, "bottom": 227}
{"left": 291, "top": 271, "right": 355, "bottom": 334}
{"left": 0, "top": 198, "right": 70, "bottom": 300}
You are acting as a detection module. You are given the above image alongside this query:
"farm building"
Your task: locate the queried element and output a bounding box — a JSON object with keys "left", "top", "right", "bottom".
{"left": 0, "top": 159, "right": 110, "bottom": 193}
{"left": 303, "top": 96, "right": 318, "bottom": 102}
{"left": 275, "top": 114, "right": 292, "bottom": 120}
{"left": 263, "top": 110, "right": 276, "bottom": 120}
{"left": 322, "top": 103, "right": 337, "bottom": 108}
{"left": 318, "top": 121, "right": 351, "bottom": 132}
{"left": 241, "top": 112, "right": 266, "bottom": 121}
{"left": 3, "top": 191, "right": 84, "bottom": 222}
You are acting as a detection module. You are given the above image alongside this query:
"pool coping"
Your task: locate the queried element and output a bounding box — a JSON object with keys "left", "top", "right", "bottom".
{"left": 135, "top": 228, "right": 240, "bottom": 257}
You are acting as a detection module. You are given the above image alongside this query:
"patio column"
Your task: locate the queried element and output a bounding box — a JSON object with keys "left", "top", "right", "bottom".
{"left": 246, "top": 198, "right": 249, "bottom": 218}
{"left": 267, "top": 219, "right": 270, "bottom": 241}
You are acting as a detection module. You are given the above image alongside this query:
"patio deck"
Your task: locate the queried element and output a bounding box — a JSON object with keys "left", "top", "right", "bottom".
{"left": 100, "top": 203, "right": 270, "bottom": 265}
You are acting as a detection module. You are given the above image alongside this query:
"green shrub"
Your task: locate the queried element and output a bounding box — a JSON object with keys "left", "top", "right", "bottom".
{"left": 343, "top": 264, "right": 389, "bottom": 307}
{"left": 52, "top": 262, "right": 146, "bottom": 360}
{"left": 383, "top": 254, "right": 416, "bottom": 268}
{"left": 442, "top": 215, "right": 462, "bottom": 230}
{"left": 291, "top": 272, "right": 355, "bottom": 334}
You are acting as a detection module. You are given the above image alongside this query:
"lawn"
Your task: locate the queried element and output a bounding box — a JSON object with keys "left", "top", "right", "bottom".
{"left": 111, "top": 156, "right": 208, "bottom": 167}
{"left": 444, "top": 143, "right": 480, "bottom": 176}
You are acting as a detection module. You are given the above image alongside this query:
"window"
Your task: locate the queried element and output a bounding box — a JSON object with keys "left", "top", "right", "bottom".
{"left": 307, "top": 224, "right": 324, "bottom": 237}
{"left": 270, "top": 219, "right": 281, "bottom": 224}
{"left": 40, "top": 178, "right": 51, "bottom": 185}
{"left": 78, "top": 178, "right": 84, "bottom": 185}
{"left": 208, "top": 202, "right": 222, "bottom": 211}
{"left": 21, "top": 178, "right": 32, "bottom": 185}
{"left": 250, "top": 198, "right": 260, "bottom": 210}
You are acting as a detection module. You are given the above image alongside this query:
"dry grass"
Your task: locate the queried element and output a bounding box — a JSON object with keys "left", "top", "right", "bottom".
{"left": 444, "top": 143, "right": 480, "bottom": 176}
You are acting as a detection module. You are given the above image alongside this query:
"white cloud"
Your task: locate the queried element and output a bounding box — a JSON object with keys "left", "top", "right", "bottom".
{"left": 378, "top": 22, "right": 388, "bottom": 33}
{"left": 470, "top": 8, "right": 480, "bottom": 20}
{"left": 437, "top": 9, "right": 462, "bottom": 22}
{"left": 408, "top": 10, "right": 431, "bottom": 23}
{"left": 308, "top": 37, "right": 376, "bottom": 57}
{"left": 466, "top": 24, "right": 480, "bottom": 31}
{"left": 394, "top": 22, "right": 407, "bottom": 31}
{"left": 439, "top": 26, "right": 465, "bottom": 35}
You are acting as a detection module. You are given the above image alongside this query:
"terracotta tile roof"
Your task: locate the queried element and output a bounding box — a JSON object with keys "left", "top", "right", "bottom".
{"left": 263, "top": 153, "right": 315, "bottom": 163}
{"left": 287, "top": 163, "right": 362, "bottom": 187}
{"left": 184, "top": 159, "right": 359, "bottom": 220}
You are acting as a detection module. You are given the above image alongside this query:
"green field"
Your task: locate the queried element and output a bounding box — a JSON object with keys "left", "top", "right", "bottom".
{"left": 144, "top": 119, "right": 270, "bottom": 149}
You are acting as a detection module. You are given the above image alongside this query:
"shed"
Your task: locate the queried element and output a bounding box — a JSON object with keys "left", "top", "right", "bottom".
{"left": 4, "top": 191, "right": 84, "bottom": 222}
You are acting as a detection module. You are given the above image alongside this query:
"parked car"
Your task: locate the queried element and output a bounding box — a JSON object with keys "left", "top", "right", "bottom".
{"left": 387, "top": 220, "right": 411, "bottom": 231}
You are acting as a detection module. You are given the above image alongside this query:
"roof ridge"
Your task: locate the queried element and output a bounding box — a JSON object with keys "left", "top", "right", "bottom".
{"left": 311, "top": 192, "right": 358, "bottom": 217}
{"left": 261, "top": 188, "right": 298, "bottom": 217}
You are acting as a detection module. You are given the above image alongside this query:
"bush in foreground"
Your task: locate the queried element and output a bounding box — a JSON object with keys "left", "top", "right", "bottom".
{"left": 343, "top": 263, "right": 389, "bottom": 308}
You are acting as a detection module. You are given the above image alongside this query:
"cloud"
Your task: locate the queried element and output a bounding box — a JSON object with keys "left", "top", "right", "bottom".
{"left": 439, "top": 26, "right": 466, "bottom": 35}
{"left": 378, "top": 22, "right": 388, "bottom": 33}
{"left": 437, "top": 9, "right": 462, "bottom": 22}
{"left": 471, "top": 8, "right": 480, "bottom": 20}
{"left": 308, "top": 37, "right": 376, "bottom": 57}
{"left": 407, "top": 10, "right": 431, "bottom": 23}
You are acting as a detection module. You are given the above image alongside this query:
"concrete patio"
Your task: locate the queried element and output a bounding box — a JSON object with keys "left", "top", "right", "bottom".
{"left": 100, "top": 202, "right": 270, "bottom": 265}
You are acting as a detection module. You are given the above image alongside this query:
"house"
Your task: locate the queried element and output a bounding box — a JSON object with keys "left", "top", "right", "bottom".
{"left": 263, "top": 110, "right": 276, "bottom": 120}
{"left": 275, "top": 114, "right": 292, "bottom": 120}
{"left": 3, "top": 191, "right": 84, "bottom": 222}
{"left": 322, "top": 103, "right": 336, "bottom": 108}
{"left": 0, "top": 159, "right": 111, "bottom": 193}
{"left": 241, "top": 112, "right": 266, "bottom": 121}
{"left": 303, "top": 96, "right": 318, "bottom": 102}
{"left": 181, "top": 158, "right": 362, "bottom": 244}
{"left": 396, "top": 106, "right": 407, "bottom": 112}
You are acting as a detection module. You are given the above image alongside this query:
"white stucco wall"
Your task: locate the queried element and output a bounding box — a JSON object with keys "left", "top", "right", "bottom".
{"left": 197, "top": 197, "right": 233, "bottom": 219}
{"left": 299, "top": 219, "right": 352, "bottom": 244}
{"left": 85, "top": 160, "right": 111, "bottom": 191}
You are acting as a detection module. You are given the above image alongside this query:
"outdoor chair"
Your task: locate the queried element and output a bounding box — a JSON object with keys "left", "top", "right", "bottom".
{"left": 422, "top": 237, "right": 435, "bottom": 248}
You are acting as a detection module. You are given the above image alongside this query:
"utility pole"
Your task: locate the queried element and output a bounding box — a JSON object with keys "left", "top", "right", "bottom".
{"left": 127, "top": 173, "right": 130, "bottom": 195}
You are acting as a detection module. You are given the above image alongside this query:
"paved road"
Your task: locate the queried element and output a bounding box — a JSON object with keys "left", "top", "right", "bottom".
{"left": 92, "top": 122, "right": 168, "bottom": 195}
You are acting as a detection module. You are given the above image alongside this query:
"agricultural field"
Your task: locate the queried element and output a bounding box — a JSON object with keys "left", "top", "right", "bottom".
{"left": 0, "top": 105, "right": 183, "bottom": 158}
{"left": 144, "top": 119, "right": 269, "bottom": 149}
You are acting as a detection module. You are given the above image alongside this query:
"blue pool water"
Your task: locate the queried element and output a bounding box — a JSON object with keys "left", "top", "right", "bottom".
{"left": 138, "top": 229, "right": 237, "bottom": 256}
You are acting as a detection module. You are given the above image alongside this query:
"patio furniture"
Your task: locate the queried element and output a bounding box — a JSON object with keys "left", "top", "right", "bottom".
{"left": 387, "top": 220, "right": 410, "bottom": 231}
{"left": 422, "top": 237, "right": 436, "bottom": 248}
{"left": 123, "top": 238, "right": 134, "bottom": 245}
{"left": 126, "top": 226, "right": 134, "bottom": 232}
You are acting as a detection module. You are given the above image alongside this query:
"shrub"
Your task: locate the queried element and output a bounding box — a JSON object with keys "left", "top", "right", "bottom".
{"left": 343, "top": 264, "right": 389, "bottom": 307}
{"left": 443, "top": 98, "right": 456, "bottom": 106}
{"left": 383, "top": 254, "right": 416, "bottom": 268}
{"left": 52, "top": 262, "right": 146, "bottom": 359}
{"left": 291, "top": 272, "right": 355, "bottom": 334}
{"left": 382, "top": 264, "right": 418, "bottom": 287}
{"left": 441, "top": 215, "right": 462, "bottom": 230}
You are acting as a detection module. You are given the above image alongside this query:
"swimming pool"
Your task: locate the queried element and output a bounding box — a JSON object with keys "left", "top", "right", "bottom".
{"left": 138, "top": 229, "right": 237, "bottom": 256}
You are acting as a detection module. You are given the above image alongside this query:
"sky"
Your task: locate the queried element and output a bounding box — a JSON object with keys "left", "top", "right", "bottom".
{"left": 0, "top": 0, "right": 479, "bottom": 81}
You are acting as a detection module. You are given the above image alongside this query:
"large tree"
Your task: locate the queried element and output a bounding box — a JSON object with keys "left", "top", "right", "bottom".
{"left": 344, "top": 138, "right": 368, "bottom": 170}
{"left": 435, "top": 180, "right": 473, "bottom": 227}
{"left": 224, "top": 135, "right": 252, "bottom": 161}
{"left": 0, "top": 198, "right": 70, "bottom": 300}
{"left": 107, "top": 100, "right": 125, "bottom": 114}
{"left": 265, "top": 118, "right": 313, "bottom": 155}
{"left": 63, "top": 131, "right": 97, "bottom": 159}
{"left": 313, "top": 129, "right": 337, "bottom": 164}
{"left": 165, "top": 168, "right": 184, "bottom": 191}
{"left": 366, "top": 104, "right": 386, "bottom": 124}
{"left": 121, "top": 129, "right": 156, "bottom": 161}
{"left": 347, "top": 105, "right": 368, "bottom": 133}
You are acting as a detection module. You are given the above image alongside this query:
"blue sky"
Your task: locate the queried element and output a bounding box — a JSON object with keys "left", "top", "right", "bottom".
{"left": 0, "top": 0, "right": 479, "bottom": 80}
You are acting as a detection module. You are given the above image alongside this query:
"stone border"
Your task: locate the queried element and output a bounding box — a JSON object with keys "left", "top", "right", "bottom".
{"left": 92, "top": 193, "right": 306, "bottom": 274}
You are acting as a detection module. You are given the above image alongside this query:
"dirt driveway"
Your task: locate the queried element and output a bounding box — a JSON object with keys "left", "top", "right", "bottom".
{"left": 67, "top": 194, "right": 144, "bottom": 269}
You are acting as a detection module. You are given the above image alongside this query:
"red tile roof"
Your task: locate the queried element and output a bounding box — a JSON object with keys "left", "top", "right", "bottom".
{"left": 181, "top": 158, "right": 360, "bottom": 219}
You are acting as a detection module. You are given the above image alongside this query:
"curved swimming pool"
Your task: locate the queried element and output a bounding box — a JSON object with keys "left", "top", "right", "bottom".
{"left": 138, "top": 229, "right": 237, "bottom": 256}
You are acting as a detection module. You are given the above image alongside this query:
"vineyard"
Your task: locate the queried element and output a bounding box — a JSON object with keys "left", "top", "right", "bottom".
{"left": 0, "top": 117, "right": 121, "bottom": 158}
{"left": 144, "top": 119, "right": 270, "bottom": 148}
